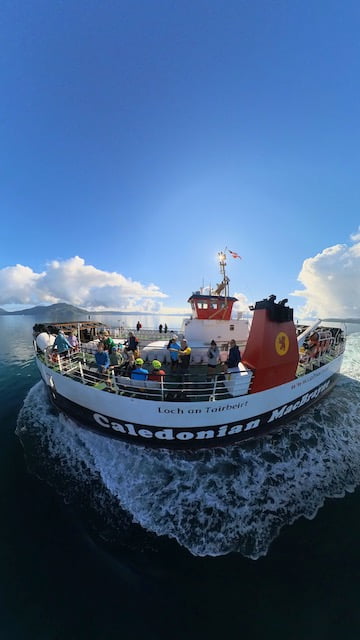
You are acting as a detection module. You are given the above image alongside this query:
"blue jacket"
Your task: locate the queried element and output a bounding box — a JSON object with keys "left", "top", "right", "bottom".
{"left": 131, "top": 367, "right": 148, "bottom": 381}
{"left": 95, "top": 351, "right": 110, "bottom": 372}
{"left": 53, "top": 333, "right": 72, "bottom": 353}
{"left": 168, "top": 342, "right": 181, "bottom": 361}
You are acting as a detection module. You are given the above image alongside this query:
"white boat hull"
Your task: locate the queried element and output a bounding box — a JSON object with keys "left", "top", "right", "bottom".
{"left": 36, "top": 353, "right": 343, "bottom": 449}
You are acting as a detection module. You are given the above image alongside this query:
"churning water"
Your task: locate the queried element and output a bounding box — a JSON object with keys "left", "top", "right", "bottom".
{"left": 16, "top": 333, "right": 360, "bottom": 560}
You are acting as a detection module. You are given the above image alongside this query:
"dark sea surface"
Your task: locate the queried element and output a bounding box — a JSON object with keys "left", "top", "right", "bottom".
{"left": 1, "top": 314, "right": 360, "bottom": 639}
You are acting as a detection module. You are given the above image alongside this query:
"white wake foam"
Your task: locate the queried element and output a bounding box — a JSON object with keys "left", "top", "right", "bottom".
{"left": 16, "top": 333, "right": 360, "bottom": 559}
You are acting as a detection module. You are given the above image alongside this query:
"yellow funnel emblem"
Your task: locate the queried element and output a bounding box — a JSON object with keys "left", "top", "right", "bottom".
{"left": 275, "top": 331, "right": 289, "bottom": 356}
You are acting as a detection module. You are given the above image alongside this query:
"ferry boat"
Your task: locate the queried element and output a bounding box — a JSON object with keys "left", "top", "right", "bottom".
{"left": 33, "top": 252, "right": 346, "bottom": 449}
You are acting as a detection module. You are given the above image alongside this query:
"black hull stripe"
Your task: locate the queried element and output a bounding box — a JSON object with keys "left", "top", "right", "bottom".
{"left": 45, "top": 374, "right": 339, "bottom": 450}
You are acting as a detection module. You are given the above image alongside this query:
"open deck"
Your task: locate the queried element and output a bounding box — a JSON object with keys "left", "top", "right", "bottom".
{"left": 35, "top": 327, "right": 345, "bottom": 404}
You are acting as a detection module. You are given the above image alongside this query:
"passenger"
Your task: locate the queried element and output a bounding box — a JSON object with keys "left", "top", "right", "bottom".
{"left": 131, "top": 358, "right": 149, "bottom": 381}
{"left": 306, "top": 332, "right": 320, "bottom": 357}
{"left": 164, "top": 323, "right": 168, "bottom": 333}
{"left": 136, "top": 321, "right": 142, "bottom": 332}
{"left": 67, "top": 329, "right": 79, "bottom": 352}
{"left": 300, "top": 332, "right": 320, "bottom": 363}
{"left": 97, "top": 330, "right": 106, "bottom": 349}
{"left": 52, "top": 329, "right": 73, "bottom": 359}
{"left": 125, "top": 331, "right": 139, "bottom": 354}
{"left": 159, "top": 323, "right": 163, "bottom": 333}
{"left": 168, "top": 337, "right": 181, "bottom": 371}
{"left": 166, "top": 333, "right": 177, "bottom": 349}
{"left": 109, "top": 346, "right": 122, "bottom": 374}
{"left": 148, "top": 359, "right": 166, "bottom": 381}
{"left": 179, "top": 339, "right": 192, "bottom": 372}
{"left": 95, "top": 342, "right": 110, "bottom": 375}
{"left": 225, "top": 339, "right": 241, "bottom": 372}
{"left": 122, "top": 352, "right": 136, "bottom": 378}
{"left": 103, "top": 331, "right": 116, "bottom": 352}
{"left": 207, "top": 339, "right": 220, "bottom": 374}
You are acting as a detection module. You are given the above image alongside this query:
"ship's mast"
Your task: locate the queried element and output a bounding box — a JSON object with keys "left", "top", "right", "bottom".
{"left": 217, "top": 250, "right": 230, "bottom": 298}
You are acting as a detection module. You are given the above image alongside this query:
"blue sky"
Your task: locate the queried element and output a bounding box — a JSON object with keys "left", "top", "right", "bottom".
{"left": 1, "top": 0, "right": 360, "bottom": 318}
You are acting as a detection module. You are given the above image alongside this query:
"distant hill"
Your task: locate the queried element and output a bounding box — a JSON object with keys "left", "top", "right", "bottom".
{"left": 0, "top": 303, "right": 188, "bottom": 319}
{"left": 0, "top": 303, "right": 88, "bottom": 320}
{"left": 323, "top": 317, "right": 360, "bottom": 323}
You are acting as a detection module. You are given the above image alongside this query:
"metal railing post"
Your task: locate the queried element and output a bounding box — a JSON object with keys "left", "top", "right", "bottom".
{"left": 78, "top": 361, "right": 85, "bottom": 383}
{"left": 111, "top": 369, "right": 118, "bottom": 393}
{"left": 212, "top": 375, "right": 218, "bottom": 399}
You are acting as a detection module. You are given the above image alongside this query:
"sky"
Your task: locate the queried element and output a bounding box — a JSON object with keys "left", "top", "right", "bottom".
{"left": 1, "top": 0, "right": 360, "bottom": 319}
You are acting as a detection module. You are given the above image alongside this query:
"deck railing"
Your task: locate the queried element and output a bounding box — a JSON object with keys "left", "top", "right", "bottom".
{"left": 296, "top": 333, "right": 345, "bottom": 375}
{"left": 37, "top": 348, "right": 253, "bottom": 402}
{"left": 36, "top": 327, "right": 345, "bottom": 400}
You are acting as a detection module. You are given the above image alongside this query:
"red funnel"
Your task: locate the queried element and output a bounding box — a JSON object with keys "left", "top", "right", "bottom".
{"left": 242, "top": 297, "right": 298, "bottom": 393}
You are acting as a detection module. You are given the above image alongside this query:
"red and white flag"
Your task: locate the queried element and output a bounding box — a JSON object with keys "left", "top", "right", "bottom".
{"left": 228, "top": 250, "right": 242, "bottom": 259}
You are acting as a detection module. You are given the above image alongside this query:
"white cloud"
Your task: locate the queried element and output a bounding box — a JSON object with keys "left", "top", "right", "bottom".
{"left": 233, "top": 292, "right": 253, "bottom": 316}
{"left": 0, "top": 265, "right": 46, "bottom": 305}
{"left": 350, "top": 227, "right": 360, "bottom": 243}
{"left": 0, "top": 256, "right": 167, "bottom": 311}
{"left": 292, "top": 234, "right": 360, "bottom": 318}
